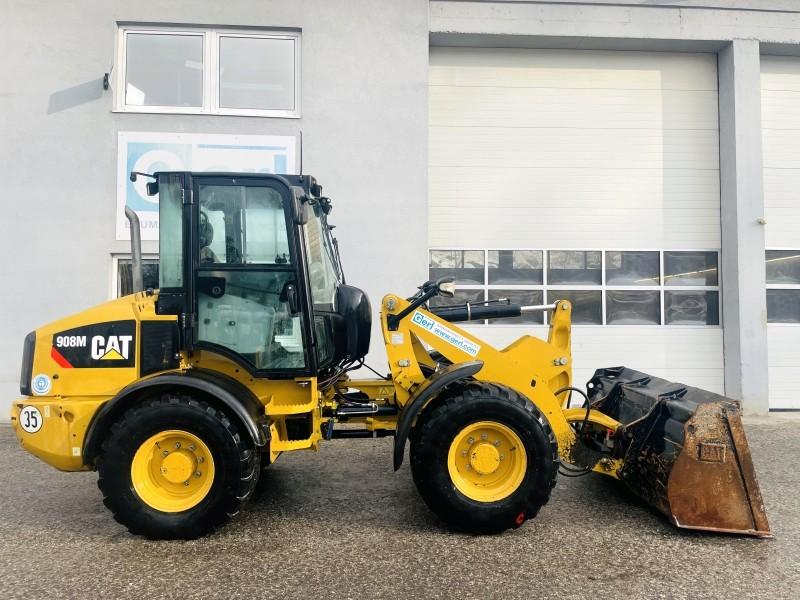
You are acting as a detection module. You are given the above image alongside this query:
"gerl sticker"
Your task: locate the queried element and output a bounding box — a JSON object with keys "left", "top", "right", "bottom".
{"left": 19, "top": 406, "right": 43, "bottom": 433}
{"left": 410, "top": 311, "right": 481, "bottom": 357}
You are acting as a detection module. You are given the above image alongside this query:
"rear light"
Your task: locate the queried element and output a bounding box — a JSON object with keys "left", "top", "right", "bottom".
{"left": 19, "top": 332, "right": 35, "bottom": 395}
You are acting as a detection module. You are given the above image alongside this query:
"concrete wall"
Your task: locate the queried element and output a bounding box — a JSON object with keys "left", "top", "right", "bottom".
{"left": 0, "top": 0, "right": 429, "bottom": 418}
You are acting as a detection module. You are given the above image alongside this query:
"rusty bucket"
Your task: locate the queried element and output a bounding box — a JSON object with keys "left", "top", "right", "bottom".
{"left": 587, "top": 367, "right": 771, "bottom": 538}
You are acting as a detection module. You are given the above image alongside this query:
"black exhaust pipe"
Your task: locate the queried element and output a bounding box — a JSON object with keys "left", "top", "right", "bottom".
{"left": 124, "top": 206, "right": 144, "bottom": 293}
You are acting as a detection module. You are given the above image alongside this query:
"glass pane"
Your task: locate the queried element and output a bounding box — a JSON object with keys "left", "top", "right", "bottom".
{"left": 606, "top": 290, "right": 660, "bottom": 325}
{"left": 429, "top": 250, "right": 485, "bottom": 284}
{"left": 766, "top": 289, "right": 800, "bottom": 323}
{"left": 548, "top": 290, "right": 602, "bottom": 324}
{"left": 488, "top": 290, "right": 544, "bottom": 324}
{"left": 219, "top": 36, "right": 295, "bottom": 111}
{"left": 429, "top": 289, "right": 484, "bottom": 309}
{"left": 198, "top": 270, "right": 306, "bottom": 370}
{"left": 126, "top": 33, "right": 203, "bottom": 107}
{"left": 766, "top": 250, "right": 800, "bottom": 285}
{"left": 199, "top": 185, "right": 290, "bottom": 265}
{"left": 665, "top": 291, "right": 720, "bottom": 325}
{"left": 488, "top": 250, "right": 543, "bottom": 284}
{"left": 118, "top": 259, "right": 160, "bottom": 297}
{"left": 314, "top": 315, "right": 334, "bottom": 366}
{"left": 158, "top": 175, "right": 184, "bottom": 288}
{"left": 304, "top": 205, "right": 339, "bottom": 306}
{"left": 547, "top": 251, "right": 602, "bottom": 285}
{"left": 605, "top": 251, "right": 660, "bottom": 286}
{"left": 664, "top": 251, "right": 718, "bottom": 286}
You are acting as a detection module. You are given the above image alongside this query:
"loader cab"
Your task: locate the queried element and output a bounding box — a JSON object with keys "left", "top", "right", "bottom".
{"left": 150, "top": 171, "right": 370, "bottom": 377}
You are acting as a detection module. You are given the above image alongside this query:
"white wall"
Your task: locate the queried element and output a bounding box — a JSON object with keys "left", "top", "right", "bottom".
{"left": 0, "top": 0, "right": 430, "bottom": 418}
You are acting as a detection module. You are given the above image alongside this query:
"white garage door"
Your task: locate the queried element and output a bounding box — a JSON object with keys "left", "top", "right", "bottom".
{"left": 761, "top": 56, "right": 800, "bottom": 410}
{"left": 429, "top": 48, "right": 724, "bottom": 395}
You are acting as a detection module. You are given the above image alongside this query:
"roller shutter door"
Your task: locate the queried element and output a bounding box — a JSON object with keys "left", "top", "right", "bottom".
{"left": 761, "top": 56, "right": 800, "bottom": 410}
{"left": 429, "top": 48, "right": 723, "bottom": 394}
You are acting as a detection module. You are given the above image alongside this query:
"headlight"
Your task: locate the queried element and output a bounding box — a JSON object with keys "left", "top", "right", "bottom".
{"left": 19, "top": 332, "right": 35, "bottom": 396}
{"left": 437, "top": 278, "right": 456, "bottom": 298}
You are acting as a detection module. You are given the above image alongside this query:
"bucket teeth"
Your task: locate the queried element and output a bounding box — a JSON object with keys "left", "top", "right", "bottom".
{"left": 587, "top": 367, "right": 771, "bottom": 538}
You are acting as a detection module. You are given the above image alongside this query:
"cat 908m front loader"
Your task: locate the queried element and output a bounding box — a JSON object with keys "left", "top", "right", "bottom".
{"left": 11, "top": 172, "right": 770, "bottom": 539}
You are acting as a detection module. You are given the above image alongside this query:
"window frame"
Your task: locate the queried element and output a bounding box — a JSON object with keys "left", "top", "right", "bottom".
{"left": 429, "top": 248, "right": 722, "bottom": 328}
{"left": 115, "top": 25, "right": 301, "bottom": 118}
{"left": 110, "top": 253, "right": 159, "bottom": 299}
{"left": 766, "top": 247, "right": 800, "bottom": 326}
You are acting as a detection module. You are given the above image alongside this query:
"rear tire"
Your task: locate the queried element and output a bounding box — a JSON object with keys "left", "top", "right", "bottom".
{"left": 96, "top": 394, "right": 259, "bottom": 539}
{"left": 410, "top": 382, "right": 558, "bottom": 534}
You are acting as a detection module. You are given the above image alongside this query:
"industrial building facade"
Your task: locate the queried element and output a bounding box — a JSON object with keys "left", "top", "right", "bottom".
{"left": 1, "top": 0, "right": 799, "bottom": 417}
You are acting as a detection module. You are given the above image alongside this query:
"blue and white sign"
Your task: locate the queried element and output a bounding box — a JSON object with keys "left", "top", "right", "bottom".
{"left": 116, "top": 132, "right": 296, "bottom": 240}
{"left": 31, "top": 374, "right": 52, "bottom": 396}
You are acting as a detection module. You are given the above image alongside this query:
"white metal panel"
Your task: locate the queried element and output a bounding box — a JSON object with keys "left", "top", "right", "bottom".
{"left": 762, "top": 56, "right": 800, "bottom": 248}
{"left": 463, "top": 325, "right": 725, "bottom": 399}
{"left": 767, "top": 327, "right": 800, "bottom": 409}
{"left": 430, "top": 47, "right": 723, "bottom": 399}
{"left": 429, "top": 47, "right": 720, "bottom": 249}
{"left": 761, "top": 55, "right": 800, "bottom": 410}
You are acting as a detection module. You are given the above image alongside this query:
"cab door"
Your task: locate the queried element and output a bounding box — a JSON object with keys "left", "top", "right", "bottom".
{"left": 190, "top": 175, "right": 314, "bottom": 377}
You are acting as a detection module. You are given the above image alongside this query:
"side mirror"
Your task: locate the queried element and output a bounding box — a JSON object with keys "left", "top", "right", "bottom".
{"left": 291, "top": 187, "right": 310, "bottom": 225}
{"left": 436, "top": 277, "right": 456, "bottom": 297}
{"left": 280, "top": 282, "right": 301, "bottom": 315}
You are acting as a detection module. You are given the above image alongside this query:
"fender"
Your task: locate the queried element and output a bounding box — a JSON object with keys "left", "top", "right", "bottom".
{"left": 393, "top": 360, "right": 483, "bottom": 471}
{"left": 83, "top": 369, "right": 268, "bottom": 465}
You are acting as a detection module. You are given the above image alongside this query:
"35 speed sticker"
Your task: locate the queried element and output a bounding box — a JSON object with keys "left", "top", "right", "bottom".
{"left": 19, "top": 406, "right": 43, "bottom": 434}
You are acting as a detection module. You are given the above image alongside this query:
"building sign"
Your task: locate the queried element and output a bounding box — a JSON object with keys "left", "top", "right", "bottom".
{"left": 116, "top": 132, "right": 296, "bottom": 240}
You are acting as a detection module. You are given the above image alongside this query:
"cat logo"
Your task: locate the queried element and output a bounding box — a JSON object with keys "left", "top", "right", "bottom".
{"left": 51, "top": 321, "right": 136, "bottom": 369}
{"left": 91, "top": 335, "right": 133, "bottom": 361}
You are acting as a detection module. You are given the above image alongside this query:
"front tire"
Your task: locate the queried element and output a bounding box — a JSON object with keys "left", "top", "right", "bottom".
{"left": 96, "top": 394, "right": 259, "bottom": 539}
{"left": 410, "top": 382, "right": 558, "bottom": 534}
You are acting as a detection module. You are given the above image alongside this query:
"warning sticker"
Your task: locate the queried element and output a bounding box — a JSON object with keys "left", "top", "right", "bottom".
{"left": 410, "top": 311, "right": 481, "bottom": 357}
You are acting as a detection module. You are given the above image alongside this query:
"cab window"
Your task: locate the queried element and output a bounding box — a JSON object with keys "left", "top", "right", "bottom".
{"left": 304, "top": 203, "right": 339, "bottom": 306}
{"left": 198, "top": 185, "right": 291, "bottom": 265}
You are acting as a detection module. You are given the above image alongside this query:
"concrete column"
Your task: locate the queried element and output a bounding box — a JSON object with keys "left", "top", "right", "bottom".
{"left": 718, "top": 39, "right": 770, "bottom": 414}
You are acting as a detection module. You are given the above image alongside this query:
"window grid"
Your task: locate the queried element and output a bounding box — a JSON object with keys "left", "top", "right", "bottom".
{"left": 116, "top": 26, "right": 301, "bottom": 118}
{"left": 429, "top": 248, "right": 722, "bottom": 327}
{"left": 765, "top": 248, "right": 800, "bottom": 325}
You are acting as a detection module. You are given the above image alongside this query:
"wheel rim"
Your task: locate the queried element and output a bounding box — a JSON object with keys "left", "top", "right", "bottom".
{"left": 447, "top": 421, "right": 527, "bottom": 502}
{"left": 130, "top": 430, "right": 215, "bottom": 513}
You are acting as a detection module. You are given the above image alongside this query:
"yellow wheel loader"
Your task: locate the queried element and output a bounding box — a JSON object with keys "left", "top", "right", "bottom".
{"left": 11, "top": 171, "right": 771, "bottom": 539}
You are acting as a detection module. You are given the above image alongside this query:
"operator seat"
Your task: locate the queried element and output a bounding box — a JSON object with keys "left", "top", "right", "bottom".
{"left": 200, "top": 210, "right": 220, "bottom": 264}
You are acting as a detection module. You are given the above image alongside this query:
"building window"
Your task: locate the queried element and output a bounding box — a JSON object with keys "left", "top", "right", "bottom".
{"left": 766, "top": 250, "right": 800, "bottom": 323}
{"left": 117, "top": 26, "right": 300, "bottom": 117}
{"left": 115, "top": 256, "right": 159, "bottom": 298}
{"left": 429, "top": 249, "right": 721, "bottom": 326}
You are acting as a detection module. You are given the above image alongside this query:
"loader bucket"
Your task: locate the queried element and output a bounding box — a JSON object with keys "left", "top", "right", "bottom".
{"left": 587, "top": 367, "right": 771, "bottom": 538}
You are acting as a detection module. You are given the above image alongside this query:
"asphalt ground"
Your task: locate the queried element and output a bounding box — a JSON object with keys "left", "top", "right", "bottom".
{"left": 0, "top": 418, "right": 798, "bottom": 600}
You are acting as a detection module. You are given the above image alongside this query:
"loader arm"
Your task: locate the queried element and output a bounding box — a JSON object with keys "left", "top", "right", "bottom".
{"left": 380, "top": 293, "right": 579, "bottom": 457}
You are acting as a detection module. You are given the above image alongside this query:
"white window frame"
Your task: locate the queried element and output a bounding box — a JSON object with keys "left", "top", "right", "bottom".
{"left": 111, "top": 253, "right": 159, "bottom": 299}
{"left": 429, "top": 248, "right": 722, "bottom": 328}
{"left": 115, "top": 25, "right": 301, "bottom": 118}
{"left": 765, "top": 247, "right": 800, "bottom": 326}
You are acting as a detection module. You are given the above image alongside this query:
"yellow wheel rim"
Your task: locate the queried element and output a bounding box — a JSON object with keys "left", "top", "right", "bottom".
{"left": 447, "top": 421, "right": 527, "bottom": 503}
{"left": 130, "top": 430, "right": 215, "bottom": 513}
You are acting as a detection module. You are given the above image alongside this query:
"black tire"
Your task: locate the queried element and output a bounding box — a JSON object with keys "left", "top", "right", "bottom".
{"left": 410, "top": 382, "right": 558, "bottom": 534}
{"left": 96, "top": 394, "right": 260, "bottom": 539}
